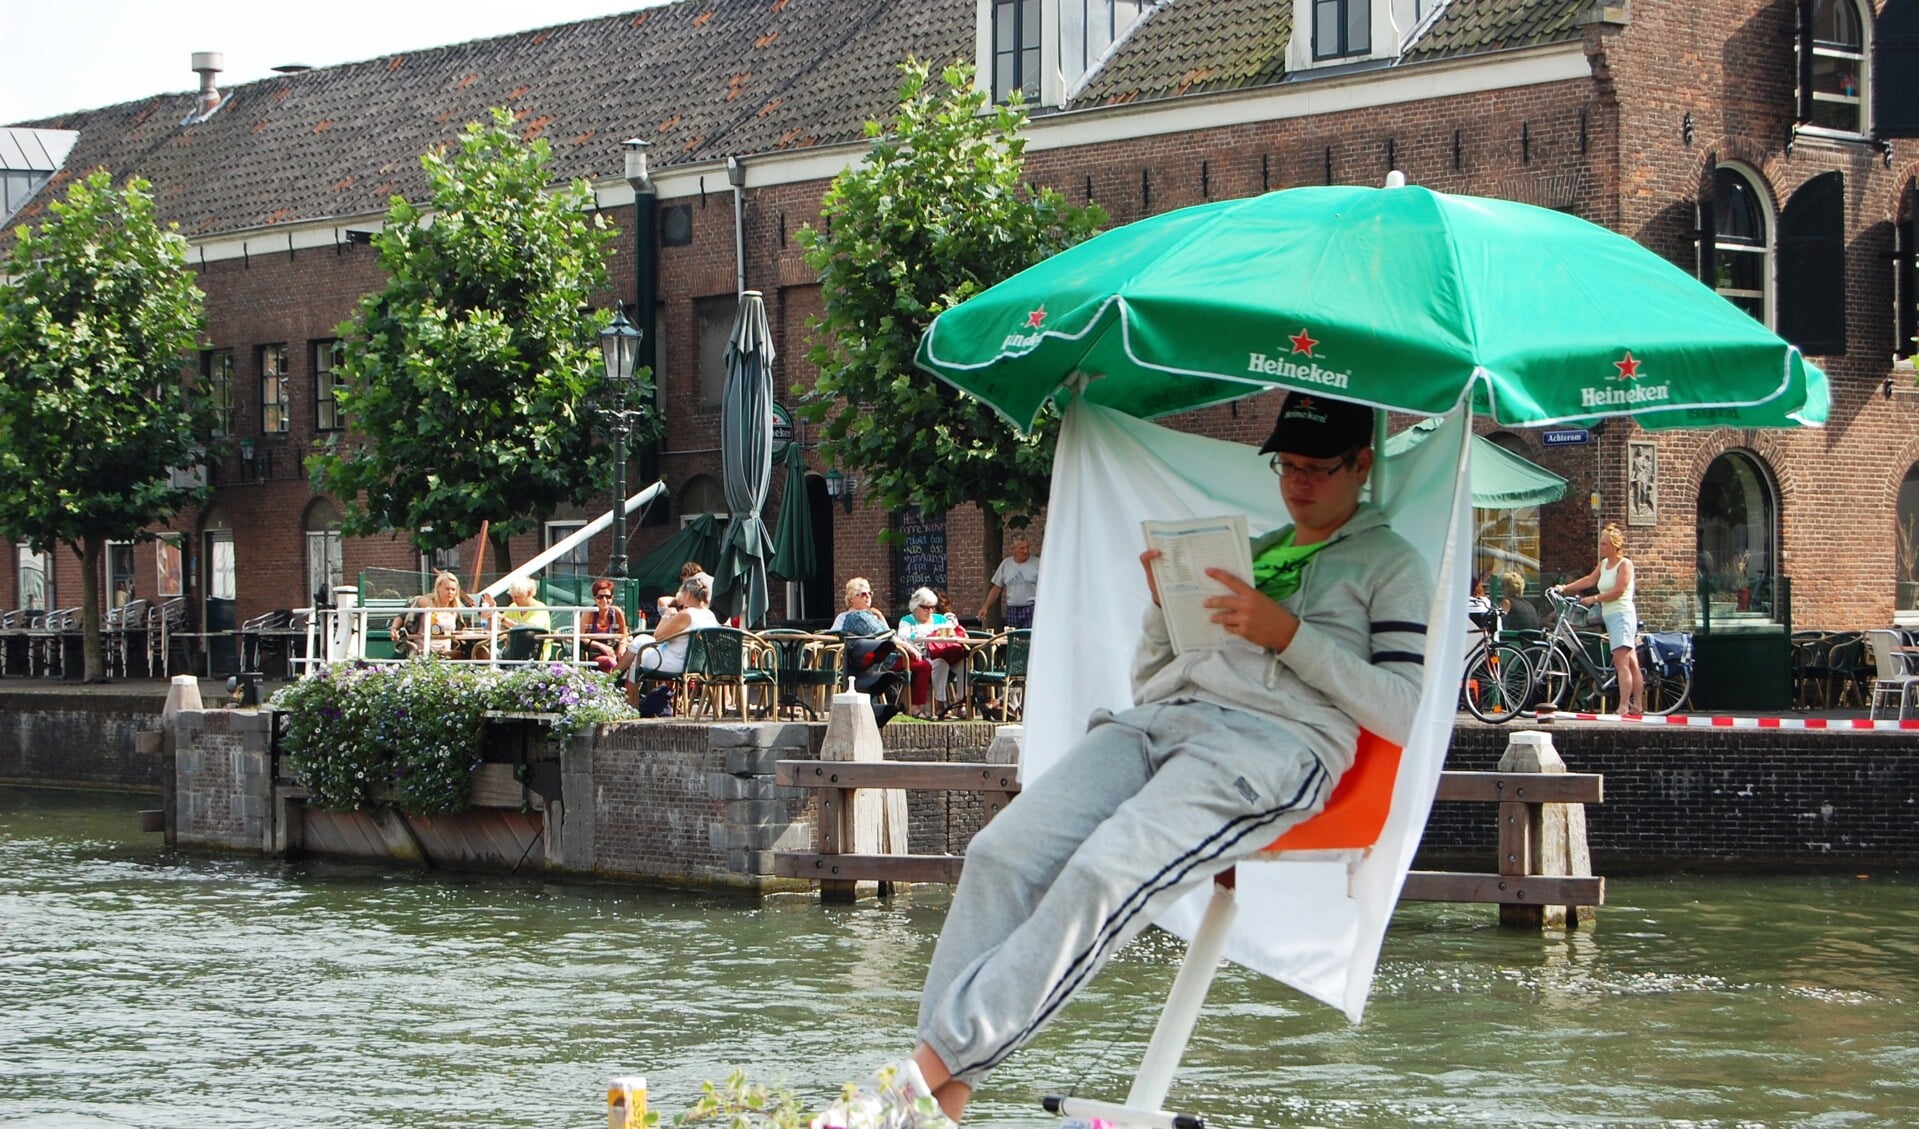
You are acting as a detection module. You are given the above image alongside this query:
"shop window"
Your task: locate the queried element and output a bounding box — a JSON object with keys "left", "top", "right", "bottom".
{"left": 1699, "top": 166, "right": 1772, "bottom": 327}
{"left": 1798, "top": 0, "right": 1868, "bottom": 134}
{"left": 1899, "top": 466, "right": 1919, "bottom": 611}
{"left": 260, "top": 343, "right": 289, "bottom": 433}
{"left": 106, "top": 540, "right": 136, "bottom": 607}
{"left": 306, "top": 500, "right": 343, "bottom": 605}
{"left": 1474, "top": 433, "right": 1542, "bottom": 592}
{"left": 1696, "top": 451, "right": 1779, "bottom": 616}
{"left": 17, "top": 543, "right": 48, "bottom": 611}
{"left": 1776, "top": 171, "right": 1846, "bottom": 356}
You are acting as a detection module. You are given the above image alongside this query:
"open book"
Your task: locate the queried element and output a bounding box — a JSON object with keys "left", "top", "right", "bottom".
{"left": 1141, "top": 515, "right": 1255, "bottom": 655}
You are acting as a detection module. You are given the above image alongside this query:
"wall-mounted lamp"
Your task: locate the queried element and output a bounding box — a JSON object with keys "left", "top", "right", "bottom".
{"left": 1682, "top": 112, "right": 1694, "bottom": 146}
{"left": 823, "top": 467, "right": 858, "bottom": 513}
{"left": 239, "top": 437, "right": 256, "bottom": 465}
{"left": 1885, "top": 376, "right": 1896, "bottom": 400}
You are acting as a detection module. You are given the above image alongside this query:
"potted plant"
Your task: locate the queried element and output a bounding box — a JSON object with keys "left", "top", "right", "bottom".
{"left": 1713, "top": 550, "right": 1752, "bottom": 612}
{"left": 1898, "top": 517, "right": 1919, "bottom": 611}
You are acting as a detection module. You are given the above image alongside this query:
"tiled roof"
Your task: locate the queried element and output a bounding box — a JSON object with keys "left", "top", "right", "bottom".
{"left": 6, "top": 0, "right": 971, "bottom": 239}
{"left": 1074, "top": 0, "right": 1587, "bottom": 107}
{"left": 1074, "top": 0, "right": 1292, "bottom": 107}
{"left": 1406, "top": 0, "right": 1588, "bottom": 61}
{"left": 3, "top": 0, "right": 1585, "bottom": 244}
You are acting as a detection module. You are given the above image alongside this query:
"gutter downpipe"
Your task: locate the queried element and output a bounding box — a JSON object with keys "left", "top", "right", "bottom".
{"left": 727, "top": 155, "right": 746, "bottom": 295}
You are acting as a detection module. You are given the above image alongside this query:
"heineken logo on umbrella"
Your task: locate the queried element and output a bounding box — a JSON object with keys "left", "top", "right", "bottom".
{"left": 1248, "top": 326, "right": 1351, "bottom": 389}
{"left": 1583, "top": 351, "right": 1670, "bottom": 409}
{"left": 1001, "top": 304, "right": 1049, "bottom": 350}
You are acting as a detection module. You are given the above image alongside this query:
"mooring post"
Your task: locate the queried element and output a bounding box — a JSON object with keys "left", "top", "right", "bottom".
{"left": 1496, "top": 729, "right": 1594, "bottom": 928}
{"left": 159, "top": 674, "right": 203, "bottom": 847}
{"left": 816, "top": 689, "right": 909, "bottom": 902}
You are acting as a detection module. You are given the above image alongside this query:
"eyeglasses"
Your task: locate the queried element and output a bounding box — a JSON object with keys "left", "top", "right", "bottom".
{"left": 851, "top": 591, "right": 872, "bottom": 600}
{"left": 594, "top": 592, "right": 614, "bottom": 600}
{"left": 1269, "top": 453, "right": 1356, "bottom": 481}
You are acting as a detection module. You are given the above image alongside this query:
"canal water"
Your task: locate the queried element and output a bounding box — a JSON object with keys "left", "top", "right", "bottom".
{"left": 4, "top": 786, "right": 1917, "bottom": 1128}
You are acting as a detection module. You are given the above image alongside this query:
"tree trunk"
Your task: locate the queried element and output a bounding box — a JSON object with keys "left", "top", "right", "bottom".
{"left": 78, "top": 536, "right": 104, "bottom": 682}
{"left": 489, "top": 531, "right": 514, "bottom": 576}
{"left": 980, "top": 510, "right": 1003, "bottom": 629}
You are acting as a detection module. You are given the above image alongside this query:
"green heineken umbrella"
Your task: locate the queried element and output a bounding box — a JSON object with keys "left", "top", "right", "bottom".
{"left": 630, "top": 512, "right": 723, "bottom": 602}
{"left": 1384, "top": 421, "right": 1567, "bottom": 509}
{"left": 916, "top": 182, "right": 1828, "bottom": 432}
{"left": 768, "top": 440, "right": 817, "bottom": 583}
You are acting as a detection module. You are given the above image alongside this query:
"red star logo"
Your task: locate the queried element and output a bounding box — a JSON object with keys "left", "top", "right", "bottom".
{"left": 1289, "top": 328, "right": 1319, "bottom": 358}
{"left": 1614, "top": 351, "right": 1642, "bottom": 380}
{"left": 1026, "top": 305, "right": 1047, "bottom": 329}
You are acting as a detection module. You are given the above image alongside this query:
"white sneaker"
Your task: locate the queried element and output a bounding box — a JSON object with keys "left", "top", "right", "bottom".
{"left": 810, "top": 1060, "right": 956, "bottom": 1129}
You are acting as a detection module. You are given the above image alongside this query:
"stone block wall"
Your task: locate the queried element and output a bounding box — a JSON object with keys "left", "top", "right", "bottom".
{"left": 172, "top": 709, "right": 275, "bottom": 852}
{"left": 0, "top": 688, "right": 169, "bottom": 789}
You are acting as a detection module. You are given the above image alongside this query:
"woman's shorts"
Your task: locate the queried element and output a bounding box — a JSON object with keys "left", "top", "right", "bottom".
{"left": 1602, "top": 608, "right": 1639, "bottom": 652}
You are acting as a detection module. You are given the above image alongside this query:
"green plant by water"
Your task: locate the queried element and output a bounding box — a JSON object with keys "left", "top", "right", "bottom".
{"left": 273, "top": 659, "right": 637, "bottom": 813}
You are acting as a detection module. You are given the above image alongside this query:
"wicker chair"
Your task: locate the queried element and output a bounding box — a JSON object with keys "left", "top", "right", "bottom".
{"left": 967, "top": 629, "right": 1031, "bottom": 721}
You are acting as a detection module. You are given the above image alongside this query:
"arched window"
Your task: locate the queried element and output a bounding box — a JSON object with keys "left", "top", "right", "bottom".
{"left": 679, "top": 474, "right": 728, "bottom": 524}
{"left": 1709, "top": 166, "right": 1772, "bottom": 326}
{"left": 1697, "top": 451, "right": 1779, "bottom": 615}
{"left": 304, "top": 499, "right": 344, "bottom": 605}
{"left": 1800, "top": 0, "right": 1868, "bottom": 134}
{"left": 1898, "top": 466, "right": 1919, "bottom": 611}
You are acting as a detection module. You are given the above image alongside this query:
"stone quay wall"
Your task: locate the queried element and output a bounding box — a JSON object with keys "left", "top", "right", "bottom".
{"left": 0, "top": 687, "right": 172, "bottom": 790}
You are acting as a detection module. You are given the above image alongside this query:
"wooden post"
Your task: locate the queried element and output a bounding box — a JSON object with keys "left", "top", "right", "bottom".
{"left": 1496, "top": 730, "right": 1595, "bottom": 928}
{"left": 817, "top": 689, "right": 909, "bottom": 902}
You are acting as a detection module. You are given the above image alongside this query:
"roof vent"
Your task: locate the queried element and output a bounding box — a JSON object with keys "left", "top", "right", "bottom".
{"left": 182, "top": 51, "right": 230, "bottom": 125}
{"left": 272, "top": 63, "right": 312, "bottom": 74}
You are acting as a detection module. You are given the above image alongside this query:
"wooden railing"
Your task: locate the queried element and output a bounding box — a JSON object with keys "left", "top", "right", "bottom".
{"left": 773, "top": 761, "right": 1604, "bottom": 920}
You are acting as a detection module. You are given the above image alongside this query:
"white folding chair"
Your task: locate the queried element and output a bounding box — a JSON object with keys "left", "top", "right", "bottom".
{"left": 1866, "top": 629, "right": 1919, "bottom": 721}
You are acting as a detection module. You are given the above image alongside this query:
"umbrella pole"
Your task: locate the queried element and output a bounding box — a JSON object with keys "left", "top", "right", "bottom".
{"left": 1371, "top": 411, "right": 1391, "bottom": 507}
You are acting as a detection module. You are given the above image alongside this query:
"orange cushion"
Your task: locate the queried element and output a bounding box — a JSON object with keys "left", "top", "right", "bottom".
{"left": 1265, "top": 730, "right": 1402, "bottom": 852}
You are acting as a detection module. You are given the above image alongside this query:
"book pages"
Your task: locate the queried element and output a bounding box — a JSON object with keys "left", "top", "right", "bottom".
{"left": 1141, "top": 514, "right": 1253, "bottom": 655}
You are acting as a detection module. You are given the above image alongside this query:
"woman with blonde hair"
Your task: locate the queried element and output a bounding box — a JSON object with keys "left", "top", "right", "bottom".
{"left": 1553, "top": 523, "right": 1642, "bottom": 714}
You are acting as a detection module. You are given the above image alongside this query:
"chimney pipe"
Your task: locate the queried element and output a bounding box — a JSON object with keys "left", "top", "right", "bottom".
{"left": 190, "top": 52, "right": 223, "bottom": 118}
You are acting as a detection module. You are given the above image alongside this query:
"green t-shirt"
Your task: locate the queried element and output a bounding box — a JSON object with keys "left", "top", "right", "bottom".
{"left": 1251, "top": 531, "right": 1332, "bottom": 604}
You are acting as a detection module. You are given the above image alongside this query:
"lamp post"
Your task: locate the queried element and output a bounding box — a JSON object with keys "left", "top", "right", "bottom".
{"left": 598, "top": 301, "right": 644, "bottom": 577}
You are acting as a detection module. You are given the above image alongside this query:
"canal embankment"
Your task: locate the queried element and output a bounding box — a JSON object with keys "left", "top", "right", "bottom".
{"left": 4, "top": 679, "right": 1918, "bottom": 878}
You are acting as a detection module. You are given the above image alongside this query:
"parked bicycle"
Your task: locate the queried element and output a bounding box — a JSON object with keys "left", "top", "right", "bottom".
{"left": 1522, "top": 588, "right": 1693, "bottom": 716}
{"left": 1460, "top": 608, "right": 1533, "bottom": 724}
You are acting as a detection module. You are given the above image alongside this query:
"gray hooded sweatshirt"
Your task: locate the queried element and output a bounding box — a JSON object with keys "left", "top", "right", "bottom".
{"left": 1131, "top": 502, "right": 1433, "bottom": 779}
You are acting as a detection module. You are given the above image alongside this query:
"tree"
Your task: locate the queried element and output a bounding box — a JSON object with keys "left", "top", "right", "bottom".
{"left": 311, "top": 107, "right": 656, "bottom": 572}
{"left": 796, "top": 61, "right": 1106, "bottom": 575}
{"left": 0, "top": 171, "right": 214, "bottom": 682}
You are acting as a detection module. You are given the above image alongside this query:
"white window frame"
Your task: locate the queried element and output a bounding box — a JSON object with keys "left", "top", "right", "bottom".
{"left": 306, "top": 528, "right": 343, "bottom": 604}
{"left": 544, "top": 520, "right": 591, "bottom": 581}
{"left": 313, "top": 340, "right": 345, "bottom": 432}
{"left": 1800, "top": 0, "right": 1871, "bottom": 140}
{"left": 17, "top": 542, "right": 49, "bottom": 611}
{"left": 260, "top": 343, "right": 289, "bottom": 434}
{"left": 1713, "top": 164, "right": 1776, "bottom": 330}
{"left": 204, "top": 348, "right": 234, "bottom": 437}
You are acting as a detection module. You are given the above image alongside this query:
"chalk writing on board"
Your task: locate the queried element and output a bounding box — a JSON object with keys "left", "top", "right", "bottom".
{"left": 893, "top": 510, "right": 947, "bottom": 610}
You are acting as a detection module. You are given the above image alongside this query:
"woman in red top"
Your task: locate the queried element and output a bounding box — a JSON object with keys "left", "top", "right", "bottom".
{"left": 583, "top": 578, "right": 631, "bottom": 670}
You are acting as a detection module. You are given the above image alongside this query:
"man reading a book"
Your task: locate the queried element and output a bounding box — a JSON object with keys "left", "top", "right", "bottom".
{"left": 811, "top": 392, "right": 1431, "bottom": 1129}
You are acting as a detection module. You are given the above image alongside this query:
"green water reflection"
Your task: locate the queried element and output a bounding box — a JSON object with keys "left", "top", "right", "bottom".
{"left": 3, "top": 786, "right": 1916, "bottom": 1127}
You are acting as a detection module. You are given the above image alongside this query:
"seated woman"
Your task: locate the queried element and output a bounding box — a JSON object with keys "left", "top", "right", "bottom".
{"left": 1498, "top": 570, "right": 1541, "bottom": 632}
{"left": 656, "top": 561, "right": 715, "bottom": 619}
{"left": 897, "top": 587, "right": 968, "bottom": 719}
{"left": 500, "top": 577, "right": 551, "bottom": 631}
{"left": 833, "top": 577, "right": 934, "bottom": 716}
{"left": 391, "top": 570, "right": 478, "bottom": 658}
{"left": 612, "top": 576, "right": 718, "bottom": 707}
{"left": 582, "top": 578, "right": 631, "bottom": 671}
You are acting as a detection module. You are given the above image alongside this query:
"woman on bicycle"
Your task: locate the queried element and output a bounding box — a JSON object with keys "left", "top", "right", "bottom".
{"left": 1552, "top": 523, "right": 1643, "bottom": 715}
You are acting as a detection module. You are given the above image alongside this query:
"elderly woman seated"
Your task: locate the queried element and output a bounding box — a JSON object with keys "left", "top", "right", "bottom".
{"left": 611, "top": 576, "right": 718, "bottom": 709}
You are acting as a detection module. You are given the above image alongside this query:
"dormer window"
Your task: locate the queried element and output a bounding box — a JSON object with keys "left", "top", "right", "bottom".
{"left": 1314, "top": 0, "right": 1372, "bottom": 60}
{"left": 1798, "top": 0, "right": 1869, "bottom": 135}
{"left": 981, "top": 0, "right": 1151, "bottom": 106}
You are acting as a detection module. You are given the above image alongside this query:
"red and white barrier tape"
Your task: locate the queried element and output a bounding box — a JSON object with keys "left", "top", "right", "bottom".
{"left": 1541, "top": 712, "right": 1919, "bottom": 730}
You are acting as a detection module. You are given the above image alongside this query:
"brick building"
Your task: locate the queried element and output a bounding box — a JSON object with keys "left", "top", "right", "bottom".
{"left": 2, "top": 0, "right": 1915, "bottom": 656}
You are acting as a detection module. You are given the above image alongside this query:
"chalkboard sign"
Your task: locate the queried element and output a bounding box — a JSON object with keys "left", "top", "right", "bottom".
{"left": 892, "top": 510, "right": 947, "bottom": 611}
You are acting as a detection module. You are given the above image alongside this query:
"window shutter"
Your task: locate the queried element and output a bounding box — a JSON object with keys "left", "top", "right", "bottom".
{"left": 1796, "top": 0, "right": 1814, "bottom": 123}
{"left": 1777, "top": 171, "right": 1847, "bottom": 356}
{"left": 1898, "top": 203, "right": 1918, "bottom": 361}
{"left": 1878, "top": 0, "right": 1919, "bottom": 137}
{"left": 1696, "top": 192, "right": 1717, "bottom": 287}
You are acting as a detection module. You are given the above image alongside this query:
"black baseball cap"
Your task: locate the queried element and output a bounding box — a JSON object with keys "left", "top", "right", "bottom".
{"left": 1258, "top": 392, "right": 1375, "bottom": 459}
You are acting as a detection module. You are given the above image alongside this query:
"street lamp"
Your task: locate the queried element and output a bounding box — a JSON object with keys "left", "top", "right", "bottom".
{"left": 823, "top": 467, "right": 858, "bottom": 513}
{"left": 598, "top": 301, "right": 644, "bottom": 577}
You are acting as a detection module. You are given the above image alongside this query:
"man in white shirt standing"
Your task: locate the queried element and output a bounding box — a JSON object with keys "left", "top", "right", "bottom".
{"left": 977, "top": 537, "right": 1039, "bottom": 629}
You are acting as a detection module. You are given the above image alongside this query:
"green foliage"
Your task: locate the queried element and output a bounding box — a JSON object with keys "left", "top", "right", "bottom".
{"left": 274, "top": 660, "right": 638, "bottom": 813}
{"left": 675, "top": 1069, "right": 809, "bottom": 1128}
{"left": 0, "top": 170, "right": 214, "bottom": 678}
{"left": 796, "top": 60, "right": 1106, "bottom": 536}
{"left": 310, "top": 108, "right": 656, "bottom": 556}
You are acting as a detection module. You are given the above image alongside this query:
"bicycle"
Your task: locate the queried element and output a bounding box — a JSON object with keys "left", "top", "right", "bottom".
{"left": 1523, "top": 589, "right": 1693, "bottom": 716}
{"left": 1460, "top": 608, "right": 1533, "bottom": 724}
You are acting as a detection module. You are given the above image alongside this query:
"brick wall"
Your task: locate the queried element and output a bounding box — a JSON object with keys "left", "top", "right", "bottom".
{"left": 0, "top": 688, "right": 169, "bottom": 788}
{"left": 171, "top": 708, "right": 273, "bottom": 852}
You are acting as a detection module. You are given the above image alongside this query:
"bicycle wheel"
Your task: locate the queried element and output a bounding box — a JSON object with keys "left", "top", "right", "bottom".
{"left": 1528, "top": 642, "right": 1577, "bottom": 712}
{"left": 1463, "top": 642, "right": 1532, "bottom": 723}
{"left": 1642, "top": 660, "right": 1693, "bottom": 715}
{"left": 1565, "top": 670, "right": 1613, "bottom": 714}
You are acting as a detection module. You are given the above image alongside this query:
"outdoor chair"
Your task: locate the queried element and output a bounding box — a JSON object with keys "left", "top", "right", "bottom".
{"left": 680, "top": 627, "right": 777, "bottom": 721}
{"left": 968, "top": 629, "right": 1031, "bottom": 722}
{"left": 1866, "top": 629, "right": 1919, "bottom": 721}
{"left": 1790, "top": 631, "right": 1829, "bottom": 709}
{"left": 762, "top": 628, "right": 843, "bottom": 720}
{"left": 152, "top": 598, "right": 190, "bottom": 677}
{"left": 238, "top": 609, "right": 290, "bottom": 674}
{"left": 0, "top": 609, "right": 22, "bottom": 676}
{"left": 1821, "top": 633, "right": 1867, "bottom": 709}
{"left": 103, "top": 598, "right": 149, "bottom": 678}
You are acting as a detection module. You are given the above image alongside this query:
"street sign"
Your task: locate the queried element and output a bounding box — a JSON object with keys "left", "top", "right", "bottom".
{"left": 770, "top": 402, "right": 794, "bottom": 459}
{"left": 1541, "top": 428, "right": 1591, "bottom": 447}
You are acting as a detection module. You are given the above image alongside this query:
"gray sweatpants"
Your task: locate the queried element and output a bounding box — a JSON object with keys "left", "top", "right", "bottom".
{"left": 916, "top": 700, "right": 1333, "bottom": 1085}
